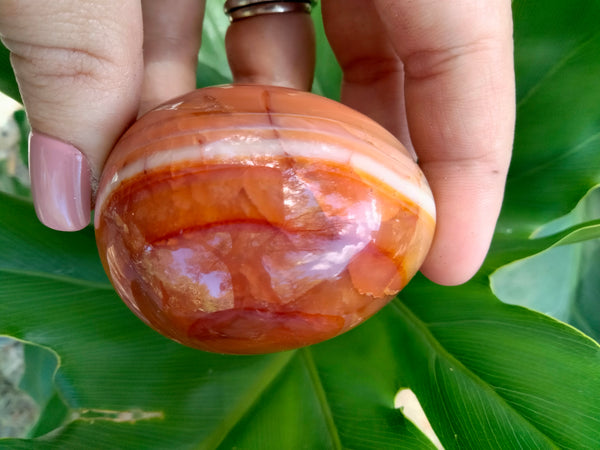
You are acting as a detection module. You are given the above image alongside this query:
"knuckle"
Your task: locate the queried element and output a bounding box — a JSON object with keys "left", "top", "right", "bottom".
{"left": 5, "top": 37, "right": 137, "bottom": 129}
{"left": 341, "top": 56, "right": 402, "bottom": 86}
{"left": 403, "top": 38, "right": 500, "bottom": 82}
{"left": 1, "top": 3, "right": 140, "bottom": 91}
{"left": 9, "top": 40, "right": 111, "bottom": 88}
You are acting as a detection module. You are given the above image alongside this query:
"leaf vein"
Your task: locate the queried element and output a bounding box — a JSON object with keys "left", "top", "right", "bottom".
{"left": 390, "top": 299, "right": 560, "bottom": 448}
{"left": 300, "top": 348, "right": 343, "bottom": 450}
{"left": 517, "top": 29, "right": 600, "bottom": 109}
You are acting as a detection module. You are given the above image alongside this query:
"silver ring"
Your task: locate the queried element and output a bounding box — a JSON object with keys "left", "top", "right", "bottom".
{"left": 224, "top": 1, "right": 316, "bottom": 22}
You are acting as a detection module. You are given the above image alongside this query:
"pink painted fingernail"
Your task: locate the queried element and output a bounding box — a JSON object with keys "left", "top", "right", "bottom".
{"left": 29, "top": 132, "right": 91, "bottom": 231}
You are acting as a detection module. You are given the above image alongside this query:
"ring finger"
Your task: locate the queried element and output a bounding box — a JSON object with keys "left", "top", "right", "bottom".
{"left": 224, "top": 0, "right": 316, "bottom": 91}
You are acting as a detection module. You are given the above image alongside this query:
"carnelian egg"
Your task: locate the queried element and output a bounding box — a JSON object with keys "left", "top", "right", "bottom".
{"left": 94, "top": 85, "right": 435, "bottom": 354}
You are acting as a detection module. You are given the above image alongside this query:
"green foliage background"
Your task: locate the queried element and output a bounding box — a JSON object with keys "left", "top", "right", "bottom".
{"left": 1, "top": 1, "right": 599, "bottom": 448}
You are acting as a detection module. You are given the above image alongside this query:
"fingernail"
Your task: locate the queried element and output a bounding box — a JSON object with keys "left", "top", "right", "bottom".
{"left": 29, "top": 132, "right": 91, "bottom": 231}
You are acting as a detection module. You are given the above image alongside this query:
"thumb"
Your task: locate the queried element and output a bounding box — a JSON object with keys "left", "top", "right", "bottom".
{"left": 0, "top": 1, "right": 144, "bottom": 231}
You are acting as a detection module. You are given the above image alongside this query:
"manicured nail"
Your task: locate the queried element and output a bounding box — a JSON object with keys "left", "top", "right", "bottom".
{"left": 29, "top": 132, "right": 91, "bottom": 231}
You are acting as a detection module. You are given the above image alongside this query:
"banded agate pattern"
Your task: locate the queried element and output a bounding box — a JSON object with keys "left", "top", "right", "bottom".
{"left": 95, "top": 85, "right": 435, "bottom": 354}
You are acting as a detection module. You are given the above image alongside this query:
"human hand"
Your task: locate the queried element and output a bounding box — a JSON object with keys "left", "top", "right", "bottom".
{"left": 0, "top": 0, "right": 514, "bottom": 287}
{"left": 0, "top": 0, "right": 205, "bottom": 231}
{"left": 322, "top": 0, "right": 516, "bottom": 285}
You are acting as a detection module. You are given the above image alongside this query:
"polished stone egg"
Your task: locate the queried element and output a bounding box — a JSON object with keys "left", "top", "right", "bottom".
{"left": 94, "top": 84, "right": 435, "bottom": 354}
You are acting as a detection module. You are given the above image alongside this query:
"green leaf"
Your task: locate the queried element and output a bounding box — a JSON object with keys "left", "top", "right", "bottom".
{"left": 394, "top": 278, "right": 600, "bottom": 449}
{"left": 0, "top": 271, "right": 437, "bottom": 449}
{"left": 0, "top": 43, "right": 20, "bottom": 103}
{"left": 311, "top": 3, "right": 342, "bottom": 100}
{"left": 491, "top": 188, "right": 600, "bottom": 340}
{"left": 12, "top": 109, "right": 30, "bottom": 172}
{"left": 0, "top": 191, "right": 108, "bottom": 287}
{"left": 18, "top": 343, "right": 69, "bottom": 438}
{"left": 501, "top": 0, "right": 600, "bottom": 235}
{"left": 197, "top": 4, "right": 232, "bottom": 87}
{"left": 2, "top": 269, "right": 599, "bottom": 448}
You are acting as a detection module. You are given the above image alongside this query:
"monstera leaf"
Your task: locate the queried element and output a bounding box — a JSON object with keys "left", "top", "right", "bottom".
{"left": 1, "top": 1, "right": 599, "bottom": 448}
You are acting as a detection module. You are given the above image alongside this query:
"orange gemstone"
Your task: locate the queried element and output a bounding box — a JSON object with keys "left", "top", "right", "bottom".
{"left": 95, "top": 85, "right": 435, "bottom": 354}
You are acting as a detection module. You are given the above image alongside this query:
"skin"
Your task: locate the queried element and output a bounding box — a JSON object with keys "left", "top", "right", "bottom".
{"left": 0, "top": 0, "right": 515, "bottom": 286}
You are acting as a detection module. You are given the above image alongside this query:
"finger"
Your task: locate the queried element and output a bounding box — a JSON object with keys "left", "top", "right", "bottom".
{"left": 225, "top": 9, "right": 315, "bottom": 91}
{"left": 374, "top": 0, "right": 516, "bottom": 285}
{"left": 139, "top": 0, "right": 205, "bottom": 115}
{"left": 0, "top": 0, "right": 143, "bottom": 230}
{"left": 322, "top": 0, "right": 412, "bottom": 150}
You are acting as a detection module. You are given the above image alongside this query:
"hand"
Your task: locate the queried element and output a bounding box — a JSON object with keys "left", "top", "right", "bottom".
{"left": 0, "top": 0, "right": 204, "bottom": 231}
{"left": 0, "top": 0, "right": 515, "bottom": 286}
{"left": 322, "top": 0, "right": 515, "bottom": 285}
